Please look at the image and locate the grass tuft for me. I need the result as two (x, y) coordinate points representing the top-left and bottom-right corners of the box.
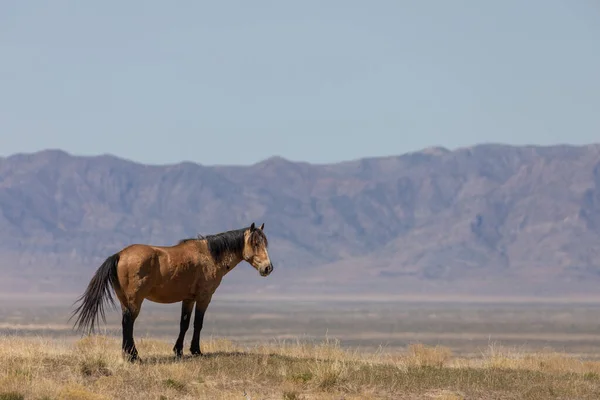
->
(407, 343), (453, 368)
(79, 358), (111, 377)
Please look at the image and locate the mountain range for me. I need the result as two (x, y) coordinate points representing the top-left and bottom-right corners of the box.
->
(2, 143), (600, 299)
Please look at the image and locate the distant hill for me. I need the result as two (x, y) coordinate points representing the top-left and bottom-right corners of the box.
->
(2, 144), (600, 298)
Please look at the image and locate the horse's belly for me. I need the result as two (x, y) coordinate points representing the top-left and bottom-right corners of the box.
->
(145, 270), (222, 303)
(145, 293), (182, 304)
(146, 276), (196, 303)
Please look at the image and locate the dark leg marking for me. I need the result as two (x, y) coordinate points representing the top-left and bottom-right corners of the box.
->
(173, 300), (195, 358)
(122, 308), (139, 362)
(190, 307), (206, 356)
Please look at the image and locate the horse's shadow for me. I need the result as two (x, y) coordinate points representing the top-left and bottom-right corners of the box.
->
(139, 351), (298, 365)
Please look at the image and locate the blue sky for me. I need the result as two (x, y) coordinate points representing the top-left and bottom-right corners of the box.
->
(1, 1), (599, 165)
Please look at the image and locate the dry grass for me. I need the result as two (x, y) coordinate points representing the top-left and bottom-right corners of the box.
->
(1, 336), (600, 399)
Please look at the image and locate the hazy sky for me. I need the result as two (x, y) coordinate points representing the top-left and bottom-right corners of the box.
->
(1, 1), (599, 166)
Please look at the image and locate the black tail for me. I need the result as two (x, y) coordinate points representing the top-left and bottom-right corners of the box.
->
(70, 253), (120, 334)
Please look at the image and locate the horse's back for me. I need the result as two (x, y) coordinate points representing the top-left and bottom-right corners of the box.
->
(116, 244), (162, 288)
(119, 243), (159, 260)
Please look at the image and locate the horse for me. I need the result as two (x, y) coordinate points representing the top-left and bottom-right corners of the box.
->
(70, 222), (273, 362)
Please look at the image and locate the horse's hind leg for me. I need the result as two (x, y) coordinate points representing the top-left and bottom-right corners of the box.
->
(173, 299), (195, 358)
(121, 300), (143, 362)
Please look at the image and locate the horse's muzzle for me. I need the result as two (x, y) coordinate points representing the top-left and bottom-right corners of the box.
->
(260, 263), (274, 277)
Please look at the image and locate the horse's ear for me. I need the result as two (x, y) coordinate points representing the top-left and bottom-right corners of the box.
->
(259, 223), (264, 231)
(250, 223), (256, 231)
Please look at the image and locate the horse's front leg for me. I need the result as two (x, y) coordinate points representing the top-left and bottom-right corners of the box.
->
(190, 295), (212, 356)
(173, 299), (195, 358)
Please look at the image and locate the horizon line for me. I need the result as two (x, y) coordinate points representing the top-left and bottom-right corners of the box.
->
(2, 141), (599, 168)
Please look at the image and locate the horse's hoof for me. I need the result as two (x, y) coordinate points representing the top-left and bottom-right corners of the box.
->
(124, 351), (141, 363)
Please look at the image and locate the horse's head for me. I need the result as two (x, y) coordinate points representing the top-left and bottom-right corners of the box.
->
(243, 222), (273, 277)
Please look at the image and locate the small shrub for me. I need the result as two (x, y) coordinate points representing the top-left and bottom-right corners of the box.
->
(317, 371), (339, 390)
(282, 391), (302, 400)
(584, 371), (599, 381)
(163, 378), (185, 392)
(0, 392), (24, 400)
(10, 369), (31, 379)
(312, 361), (347, 391)
(79, 358), (111, 377)
(289, 372), (313, 383)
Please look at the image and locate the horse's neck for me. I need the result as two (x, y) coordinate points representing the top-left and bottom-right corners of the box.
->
(216, 251), (244, 275)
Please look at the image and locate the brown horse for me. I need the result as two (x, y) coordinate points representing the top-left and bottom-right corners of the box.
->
(70, 223), (273, 361)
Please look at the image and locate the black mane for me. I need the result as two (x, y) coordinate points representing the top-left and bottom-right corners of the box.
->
(178, 226), (268, 263)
